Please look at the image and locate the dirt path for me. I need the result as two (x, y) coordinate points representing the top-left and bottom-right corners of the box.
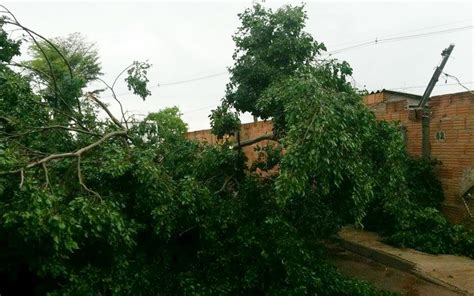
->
(328, 245), (463, 296)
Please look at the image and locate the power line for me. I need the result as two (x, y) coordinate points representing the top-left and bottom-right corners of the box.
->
(186, 81), (474, 113)
(388, 81), (474, 91)
(100, 23), (473, 98)
(382, 26), (472, 43)
(151, 25), (474, 92)
(182, 104), (220, 114)
(441, 73), (474, 94)
(105, 80), (474, 122)
(329, 25), (474, 55)
(100, 71), (228, 98)
(159, 72), (227, 86)
(328, 18), (474, 49)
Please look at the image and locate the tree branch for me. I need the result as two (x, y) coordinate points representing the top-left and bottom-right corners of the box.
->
(1, 7), (81, 115)
(86, 93), (125, 129)
(77, 155), (102, 200)
(29, 99), (90, 132)
(97, 78), (128, 130)
(2, 19), (61, 107)
(2, 130), (127, 174)
(5, 125), (101, 138)
(112, 63), (134, 90)
(0, 6), (73, 79)
(8, 62), (52, 81)
(232, 132), (277, 149)
(215, 176), (232, 194)
(42, 162), (50, 189)
(19, 169), (24, 189)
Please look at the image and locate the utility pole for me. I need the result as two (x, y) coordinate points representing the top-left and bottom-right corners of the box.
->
(414, 44), (455, 159)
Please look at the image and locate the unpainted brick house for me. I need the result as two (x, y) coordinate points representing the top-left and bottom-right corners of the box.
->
(187, 90), (474, 223)
(365, 90), (474, 223)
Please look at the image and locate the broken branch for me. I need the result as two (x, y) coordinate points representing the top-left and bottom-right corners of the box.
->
(232, 132), (277, 149)
(87, 93), (125, 129)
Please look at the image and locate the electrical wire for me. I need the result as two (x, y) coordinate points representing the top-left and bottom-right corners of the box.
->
(182, 104), (219, 114)
(100, 22), (473, 99)
(100, 71), (228, 99)
(329, 25), (473, 55)
(100, 24), (473, 97)
(159, 72), (227, 86)
(328, 18), (474, 49)
(441, 72), (474, 94)
(390, 81), (474, 90)
(182, 79), (474, 114)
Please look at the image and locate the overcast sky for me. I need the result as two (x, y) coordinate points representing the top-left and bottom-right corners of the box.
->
(4, 1), (473, 131)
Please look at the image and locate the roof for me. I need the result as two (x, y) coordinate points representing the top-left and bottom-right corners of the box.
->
(368, 89), (422, 100)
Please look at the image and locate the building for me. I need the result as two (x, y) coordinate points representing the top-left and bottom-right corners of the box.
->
(187, 90), (474, 223)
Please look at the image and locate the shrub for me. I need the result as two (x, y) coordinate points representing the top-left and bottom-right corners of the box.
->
(362, 155), (474, 259)
(386, 208), (474, 258)
(405, 157), (444, 209)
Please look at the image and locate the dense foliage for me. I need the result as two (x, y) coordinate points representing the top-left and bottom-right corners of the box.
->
(224, 4), (326, 120)
(209, 103), (241, 139)
(0, 12), (395, 295)
(1, 3), (472, 296)
(386, 208), (474, 258)
(219, 3), (474, 261)
(363, 156), (474, 259)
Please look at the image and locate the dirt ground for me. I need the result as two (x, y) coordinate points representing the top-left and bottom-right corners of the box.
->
(327, 245), (464, 296)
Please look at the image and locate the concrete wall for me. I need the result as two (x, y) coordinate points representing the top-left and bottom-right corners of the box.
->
(187, 91), (474, 222)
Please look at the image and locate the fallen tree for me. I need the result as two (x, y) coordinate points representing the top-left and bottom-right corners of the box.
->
(3, 3), (472, 296)
(0, 6), (398, 295)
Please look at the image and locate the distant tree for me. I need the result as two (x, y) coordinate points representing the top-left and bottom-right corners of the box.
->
(146, 106), (188, 140)
(25, 33), (101, 112)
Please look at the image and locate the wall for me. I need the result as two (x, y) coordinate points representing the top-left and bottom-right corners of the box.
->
(428, 92), (474, 222)
(186, 91), (474, 222)
(365, 91), (474, 223)
(364, 91), (423, 156)
(186, 121), (274, 164)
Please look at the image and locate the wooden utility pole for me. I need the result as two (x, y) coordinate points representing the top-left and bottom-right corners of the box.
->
(416, 44), (455, 159)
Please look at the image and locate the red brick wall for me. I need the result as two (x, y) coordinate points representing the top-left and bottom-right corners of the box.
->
(366, 91), (474, 223)
(366, 96), (422, 156)
(428, 92), (474, 222)
(187, 91), (474, 222)
(186, 121), (274, 164)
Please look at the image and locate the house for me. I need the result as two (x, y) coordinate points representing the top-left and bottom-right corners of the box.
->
(187, 90), (474, 223)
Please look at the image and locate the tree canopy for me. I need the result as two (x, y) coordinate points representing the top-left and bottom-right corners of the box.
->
(215, 4), (353, 138)
(225, 4), (326, 118)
